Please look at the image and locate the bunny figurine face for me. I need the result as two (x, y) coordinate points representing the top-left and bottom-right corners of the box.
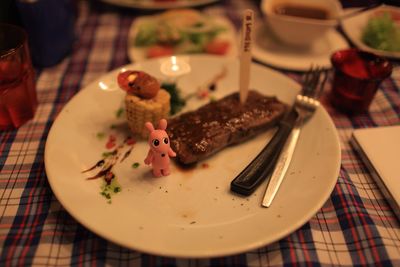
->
(147, 122), (171, 155)
(144, 119), (176, 177)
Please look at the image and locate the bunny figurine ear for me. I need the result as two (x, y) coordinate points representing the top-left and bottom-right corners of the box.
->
(158, 119), (167, 130)
(145, 122), (155, 132)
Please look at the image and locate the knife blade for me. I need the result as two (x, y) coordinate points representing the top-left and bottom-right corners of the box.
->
(262, 119), (301, 207)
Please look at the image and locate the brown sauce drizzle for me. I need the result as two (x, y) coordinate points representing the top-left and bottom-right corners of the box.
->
(82, 136), (136, 185)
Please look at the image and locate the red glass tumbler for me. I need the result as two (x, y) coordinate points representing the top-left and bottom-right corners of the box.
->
(330, 48), (392, 114)
(0, 23), (37, 130)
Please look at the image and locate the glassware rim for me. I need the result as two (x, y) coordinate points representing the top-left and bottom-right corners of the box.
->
(330, 48), (393, 82)
(0, 23), (28, 59)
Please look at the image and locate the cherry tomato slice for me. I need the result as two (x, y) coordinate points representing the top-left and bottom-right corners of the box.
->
(205, 40), (230, 55)
(117, 70), (135, 92)
(147, 45), (174, 58)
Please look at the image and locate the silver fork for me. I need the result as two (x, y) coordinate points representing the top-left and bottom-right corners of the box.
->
(230, 66), (328, 197)
(262, 66), (328, 207)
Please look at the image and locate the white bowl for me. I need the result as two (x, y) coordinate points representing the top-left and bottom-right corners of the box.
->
(261, 0), (343, 47)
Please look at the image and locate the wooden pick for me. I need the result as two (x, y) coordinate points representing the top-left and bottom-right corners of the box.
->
(239, 9), (254, 104)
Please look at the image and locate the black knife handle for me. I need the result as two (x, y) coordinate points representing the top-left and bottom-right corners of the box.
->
(230, 110), (298, 196)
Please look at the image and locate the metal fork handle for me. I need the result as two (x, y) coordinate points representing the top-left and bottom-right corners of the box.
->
(230, 110), (298, 196)
(262, 121), (301, 207)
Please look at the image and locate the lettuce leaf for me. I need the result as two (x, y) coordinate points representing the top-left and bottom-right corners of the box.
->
(135, 22), (158, 46)
(362, 12), (400, 52)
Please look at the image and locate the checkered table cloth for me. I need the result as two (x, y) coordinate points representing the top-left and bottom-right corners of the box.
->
(1, 1), (399, 266)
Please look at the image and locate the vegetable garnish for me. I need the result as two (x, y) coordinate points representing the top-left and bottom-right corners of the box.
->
(161, 82), (186, 115)
(116, 107), (124, 118)
(362, 12), (400, 52)
(100, 179), (121, 204)
(132, 162), (140, 169)
(96, 132), (106, 140)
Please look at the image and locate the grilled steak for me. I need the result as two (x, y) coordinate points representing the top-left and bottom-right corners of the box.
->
(167, 90), (287, 165)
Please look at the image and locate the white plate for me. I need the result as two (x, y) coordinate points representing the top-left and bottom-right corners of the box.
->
(100, 0), (219, 10)
(45, 55), (341, 258)
(252, 23), (349, 71)
(341, 5), (400, 59)
(128, 14), (238, 62)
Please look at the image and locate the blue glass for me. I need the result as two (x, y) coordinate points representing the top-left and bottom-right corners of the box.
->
(16, 0), (76, 67)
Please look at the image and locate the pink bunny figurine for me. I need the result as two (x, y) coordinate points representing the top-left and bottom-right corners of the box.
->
(144, 119), (176, 177)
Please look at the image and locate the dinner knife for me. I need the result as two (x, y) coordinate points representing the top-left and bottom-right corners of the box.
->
(230, 109), (298, 196)
(262, 120), (301, 207)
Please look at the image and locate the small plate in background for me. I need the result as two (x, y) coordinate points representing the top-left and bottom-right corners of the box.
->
(128, 14), (238, 62)
(341, 5), (400, 59)
(100, 0), (219, 10)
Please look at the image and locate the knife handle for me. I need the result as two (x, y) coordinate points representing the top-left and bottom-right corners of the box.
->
(230, 110), (298, 196)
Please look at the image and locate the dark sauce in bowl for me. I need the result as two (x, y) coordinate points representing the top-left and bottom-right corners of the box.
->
(274, 4), (330, 20)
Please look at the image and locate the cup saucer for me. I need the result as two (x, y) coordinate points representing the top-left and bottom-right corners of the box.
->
(252, 23), (349, 71)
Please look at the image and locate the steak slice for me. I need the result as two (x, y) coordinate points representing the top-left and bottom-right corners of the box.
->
(167, 90), (287, 165)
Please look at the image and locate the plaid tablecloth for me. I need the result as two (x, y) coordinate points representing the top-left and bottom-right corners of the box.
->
(1, 0), (399, 266)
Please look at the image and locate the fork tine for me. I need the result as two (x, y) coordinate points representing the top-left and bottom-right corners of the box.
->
(301, 67), (313, 95)
(302, 64), (314, 90)
(313, 69), (328, 99)
(309, 68), (321, 95)
(303, 66), (321, 97)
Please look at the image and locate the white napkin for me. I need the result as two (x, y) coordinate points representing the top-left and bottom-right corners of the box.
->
(351, 125), (400, 219)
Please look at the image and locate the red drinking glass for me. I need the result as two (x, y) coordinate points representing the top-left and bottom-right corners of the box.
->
(329, 48), (392, 114)
(0, 23), (37, 130)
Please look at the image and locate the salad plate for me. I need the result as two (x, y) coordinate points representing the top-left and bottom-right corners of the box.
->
(45, 55), (341, 258)
(252, 23), (349, 71)
(127, 10), (238, 62)
(100, 0), (219, 9)
(341, 5), (400, 59)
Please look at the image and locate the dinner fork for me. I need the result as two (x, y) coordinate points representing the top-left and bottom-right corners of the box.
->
(230, 67), (328, 197)
(262, 67), (328, 207)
